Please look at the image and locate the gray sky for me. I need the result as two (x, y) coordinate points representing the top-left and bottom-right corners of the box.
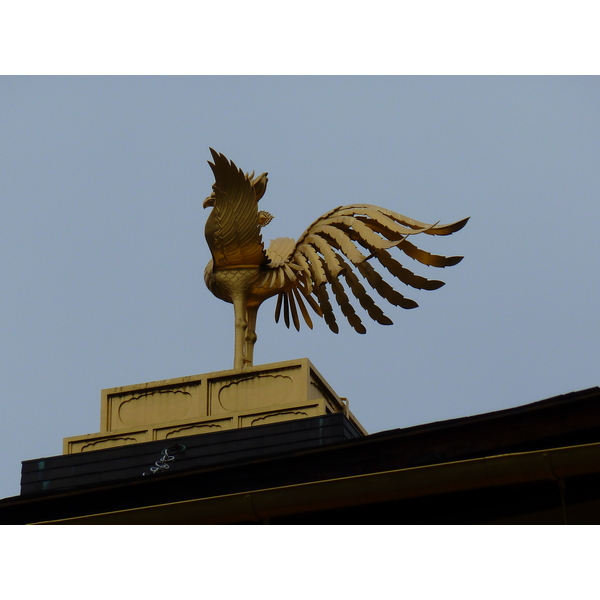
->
(1, 75), (599, 500)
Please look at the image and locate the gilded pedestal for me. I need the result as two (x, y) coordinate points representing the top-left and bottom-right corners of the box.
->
(63, 358), (366, 454)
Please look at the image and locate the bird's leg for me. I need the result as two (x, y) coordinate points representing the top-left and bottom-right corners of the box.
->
(245, 305), (259, 368)
(232, 296), (248, 370)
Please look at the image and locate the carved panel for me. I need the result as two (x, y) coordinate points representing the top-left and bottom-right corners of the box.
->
(214, 373), (296, 413)
(156, 419), (233, 440)
(241, 406), (319, 428)
(77, 435), (144, 453)
(111, 387), (196, 429)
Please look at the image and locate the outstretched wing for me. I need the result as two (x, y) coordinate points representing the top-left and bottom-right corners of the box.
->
(205, 148), (269, 269)
(260, 204), (468, 334)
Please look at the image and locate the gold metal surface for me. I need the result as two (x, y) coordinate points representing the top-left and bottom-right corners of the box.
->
(203, 149), (469, 370)
(63, 358), (365, 453)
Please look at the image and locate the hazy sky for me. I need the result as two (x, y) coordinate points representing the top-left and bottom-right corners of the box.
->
(1, 75), (599, 500)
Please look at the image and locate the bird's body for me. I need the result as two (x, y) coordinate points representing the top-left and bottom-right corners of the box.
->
(203, 149), (469, 370)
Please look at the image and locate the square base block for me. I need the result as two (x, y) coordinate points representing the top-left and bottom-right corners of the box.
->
(63, 358), (366, 454)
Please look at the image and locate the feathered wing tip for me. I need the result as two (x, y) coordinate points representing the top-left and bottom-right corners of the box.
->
(424, 216), (470, 236)
(206, 149), (250, 208)
(208, 148), (242, 184)
(205, 149), (271, 268)
(208, 149), (269, 202)
(343, 204), (469, 237)
(279, 205), (468, 334)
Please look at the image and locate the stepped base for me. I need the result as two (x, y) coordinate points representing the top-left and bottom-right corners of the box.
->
(63, 358), (366, 454)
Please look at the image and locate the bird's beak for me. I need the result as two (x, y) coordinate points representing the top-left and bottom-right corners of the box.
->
(203, 194), (215, 208)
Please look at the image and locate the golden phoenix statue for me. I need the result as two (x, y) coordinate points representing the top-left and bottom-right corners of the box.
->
(203, 149), (469, 370)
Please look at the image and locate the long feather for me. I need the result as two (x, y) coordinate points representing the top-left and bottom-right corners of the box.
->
(339, 225), (391, 258)
(264, 268), (278, 289)
(419, 216), (469, 236)
(318, 216), (398, 251)
(374, 248), (445, 290)
(274, 292), (283, 323)
(287, 288), (301, 331)
(304, 234), (344, 277)
(283, 263), (297, 282)
(283, 291), (290, 328)
(339, 204), (469, 236)
(354, 216), (405, 241)
(400, 239), (464, 267)
(276, 265), (286, 290)
(336, 255), (393, 325)
(335, 207), (431, 237)
(293, 253), (314, 293)
(325, 264), (366, 334)
(296, 284), (323, 316)
(296, 204), (345, 246)
(357, 260), (418, 309)
(297, 243), (327, 286)
(315, 281), (338, 334)
(292, 287), (314, 329)
(309, 225), (367, 264)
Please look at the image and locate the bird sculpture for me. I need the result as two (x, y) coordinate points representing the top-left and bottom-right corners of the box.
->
(203, 149), (469, 370)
